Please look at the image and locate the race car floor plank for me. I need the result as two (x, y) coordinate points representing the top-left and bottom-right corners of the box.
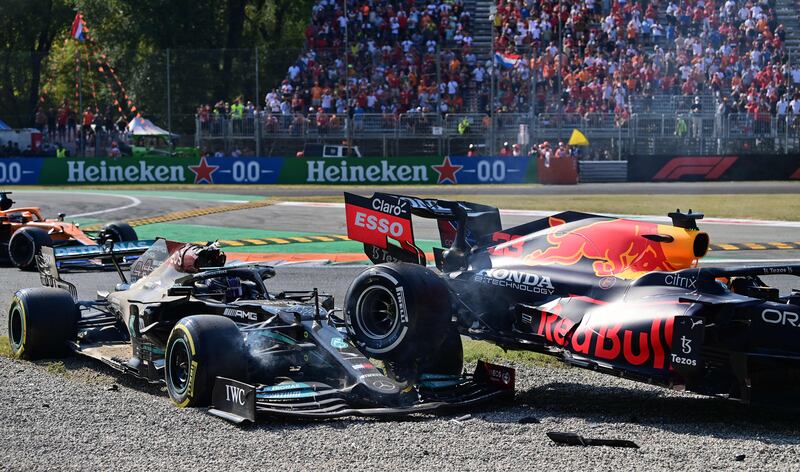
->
(78, 344), (131, 362)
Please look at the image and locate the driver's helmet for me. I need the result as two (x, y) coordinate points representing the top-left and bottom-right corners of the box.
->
(203, 276), (244, 302)
(7, 212), (24, 223)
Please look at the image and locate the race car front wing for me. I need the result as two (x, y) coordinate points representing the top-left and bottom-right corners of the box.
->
(208, 361), (515, 423)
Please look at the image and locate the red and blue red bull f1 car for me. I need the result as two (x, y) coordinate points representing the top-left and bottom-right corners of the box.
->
(343, 192), (800, 403)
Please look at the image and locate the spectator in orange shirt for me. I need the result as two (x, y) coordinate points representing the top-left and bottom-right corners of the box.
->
(310, 82), (323, 108)
(82, 108), (94, 141)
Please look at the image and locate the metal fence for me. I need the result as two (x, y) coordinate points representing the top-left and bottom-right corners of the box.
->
(195, 111), (800, 158)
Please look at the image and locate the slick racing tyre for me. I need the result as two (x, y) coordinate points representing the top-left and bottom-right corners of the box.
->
(8, 288), (79, 360)
(8, 227), (52, 269)
(165, 315), (247, 408)
(345, 263), (454, 364)
(97, 222), (137, 244)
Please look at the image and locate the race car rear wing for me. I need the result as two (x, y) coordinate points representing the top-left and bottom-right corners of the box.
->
(37, 241), (154, 298)
(344, 192), (501, 268)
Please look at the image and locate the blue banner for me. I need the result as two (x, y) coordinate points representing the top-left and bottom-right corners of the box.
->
(0, 158), (46, 185)
(449, 156), (534, 184)
(204, 157), (284, 184)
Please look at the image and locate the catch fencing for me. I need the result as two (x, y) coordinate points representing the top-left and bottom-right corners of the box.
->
(195, 112), (800, 158)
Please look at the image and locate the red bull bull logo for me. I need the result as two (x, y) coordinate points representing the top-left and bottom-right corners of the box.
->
(516, 217), (689, 279)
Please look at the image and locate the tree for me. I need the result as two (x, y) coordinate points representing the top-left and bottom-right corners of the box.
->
(0, 0), (73, 127)
(2, 0), (315, 130)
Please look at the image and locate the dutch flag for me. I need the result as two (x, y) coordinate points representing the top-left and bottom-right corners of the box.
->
(71, 13), (86, 41)
(495, 52), (521, 69)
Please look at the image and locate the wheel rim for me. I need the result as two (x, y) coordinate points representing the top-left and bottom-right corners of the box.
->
(168, 338), (191, 395)
(355, 285), (400, 340)
(9, 305), (23, 351)
(9, 234), (33, 267)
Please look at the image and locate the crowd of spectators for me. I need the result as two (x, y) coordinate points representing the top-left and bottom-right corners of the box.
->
(492, 0), (792, 123)
(0, 141), (29, 157)
(262, 0), (478, 124)
(192, 0), (799, 141)
(196, 98), (258, 124)
(21, 102), (132, 157)
(33, 103), (128, 144)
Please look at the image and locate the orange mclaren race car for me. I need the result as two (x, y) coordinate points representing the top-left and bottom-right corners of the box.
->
(0, 192), (143, 269)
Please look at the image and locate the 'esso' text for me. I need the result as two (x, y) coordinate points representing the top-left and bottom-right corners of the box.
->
(353, 212), (405, 238)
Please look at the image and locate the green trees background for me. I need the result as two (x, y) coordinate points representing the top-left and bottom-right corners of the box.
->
(0, 0), (313, 129)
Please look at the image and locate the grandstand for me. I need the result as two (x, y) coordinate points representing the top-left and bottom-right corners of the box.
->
(196, 0), (800, 158)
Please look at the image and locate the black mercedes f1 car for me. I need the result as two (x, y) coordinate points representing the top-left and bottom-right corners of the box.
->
(7, 239), (513, 422)
(343, 192), (800, 403)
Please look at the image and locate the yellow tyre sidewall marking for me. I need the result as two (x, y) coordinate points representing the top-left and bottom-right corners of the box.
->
(175, 323), (196, 355)
(169, 323), (198, 408)
(10, 297), (26, 358)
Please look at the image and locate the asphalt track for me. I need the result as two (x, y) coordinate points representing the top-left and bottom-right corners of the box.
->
(199, 180), (800, 196)
(7, 190), (257, 222)
(10, 185), (800, 244)
(7, 185), (800, 269)
(2, 184), (800, 470)
(10, 181), (798, 222)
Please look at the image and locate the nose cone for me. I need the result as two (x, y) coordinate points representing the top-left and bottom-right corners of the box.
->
(352, 374), (407, 407)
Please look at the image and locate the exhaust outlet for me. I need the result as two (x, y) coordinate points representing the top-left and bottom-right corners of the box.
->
(693, 232), (709, 258)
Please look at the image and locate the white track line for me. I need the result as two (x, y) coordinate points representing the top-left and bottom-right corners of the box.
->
(12, 191), (142, 218)
(14, 190), (249, 204)
(68, 195), (142, 217)
(274, 201), (800, 228)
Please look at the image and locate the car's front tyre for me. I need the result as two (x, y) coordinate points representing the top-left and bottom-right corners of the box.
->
(165, 315), (247, 408)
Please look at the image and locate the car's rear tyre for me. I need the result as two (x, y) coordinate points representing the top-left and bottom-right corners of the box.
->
(345, 263), (454, 366)
(165, 315), (247, 408)
(8, 227), (52, 269)
(98, 222), (137, 244)
(8, 287), (79, 360)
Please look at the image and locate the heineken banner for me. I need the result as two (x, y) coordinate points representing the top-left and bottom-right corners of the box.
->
(0, 156), (538, 185)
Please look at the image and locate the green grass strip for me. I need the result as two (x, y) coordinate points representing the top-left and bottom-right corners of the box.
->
(462, 340), (563, 368)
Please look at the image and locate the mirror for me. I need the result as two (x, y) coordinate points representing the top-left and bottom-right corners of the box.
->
(0, 193), (14, 211)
